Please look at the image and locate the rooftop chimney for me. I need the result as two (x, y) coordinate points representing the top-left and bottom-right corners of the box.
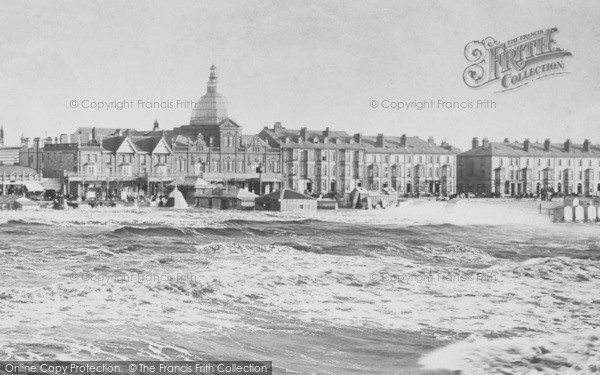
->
(274, 122), (283, 132)
(400, 134), (407, 147)
(503, 138), (510, 143)
(92, 127), (97, 141)
(300, 127), (308, 140)
(584, 139), (591, 152)
(60, 134), (69, 144)
(323, 127), (330, 137)
(427, 136), (435, 144)
(116, 129), (123, 137)
(564, 139), (571, 152)
(523, 138), (530, 152)
(54, 137), (58, 144)
(482, 137), (490, 149)
(472, 137), (480, 150)
(354, 133), (362, 144)
(153, 120), (159, 131)
(376, 133), (385, 147)
(544, 138), (551, 151)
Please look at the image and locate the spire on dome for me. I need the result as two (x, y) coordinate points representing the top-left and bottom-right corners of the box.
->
(207, 65), (218, 94)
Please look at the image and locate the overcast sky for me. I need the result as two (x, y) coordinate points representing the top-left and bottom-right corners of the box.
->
(1, 0), (598, 149)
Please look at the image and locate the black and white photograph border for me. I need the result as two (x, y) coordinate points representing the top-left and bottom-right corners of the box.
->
(0, 1), (599, 374)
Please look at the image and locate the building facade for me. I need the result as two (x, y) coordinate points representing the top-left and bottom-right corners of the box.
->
(19, 65), (459, 200)
(458, 137), (600, 197)
(259, 124), (458, 196)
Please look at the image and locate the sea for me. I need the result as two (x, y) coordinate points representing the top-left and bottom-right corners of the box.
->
(0, 201), (599, 375)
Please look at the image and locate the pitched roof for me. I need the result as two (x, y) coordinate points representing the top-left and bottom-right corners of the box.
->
(100, 136), (127, 153)
(361, 136), (459, 154)
(132, 136), (164, 153)
(460, 140), (600, 157)
(259, 188), (316, 200)
(259, 127), (459, 154)
(0, 165), (37, 175)
(203, 187), (258, 199)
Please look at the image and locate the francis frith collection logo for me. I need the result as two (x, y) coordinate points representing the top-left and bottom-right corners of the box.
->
(463, 28), (572, 92)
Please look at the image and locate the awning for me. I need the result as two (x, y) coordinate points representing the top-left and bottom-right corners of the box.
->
(23, 181), (45, 192)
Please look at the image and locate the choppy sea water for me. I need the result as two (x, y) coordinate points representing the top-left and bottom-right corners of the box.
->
(0, 201), (599, 374)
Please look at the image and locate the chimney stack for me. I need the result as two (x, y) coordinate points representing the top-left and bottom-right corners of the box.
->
(472, 137), (480, 150)
(300, 127), (308, 140)
(323, 127), (330, 137)
(564, 139), (571, 152)
(60, 134), (68, 144)
(503, 138), (510, 143)
(400, 134), (407, 147)
(116, 129), (123, 137)
(153, 120), (159, 131)
(427, 136), (435, 144)
(354, 133), (362, 144)
(273, 122), (283, 132)
(523, 138), (530, 152)
(584, 139), (591, 152)
(376, 133), (385, 147)
(92, 127), (97, 141)
(544, 138), (551, 151)
(482, 137), (490, 149)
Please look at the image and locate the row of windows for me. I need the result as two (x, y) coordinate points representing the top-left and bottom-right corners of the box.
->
(368, 166), (453, 178)
(467, 158), (600, 167)
(372, 155), (453, 164)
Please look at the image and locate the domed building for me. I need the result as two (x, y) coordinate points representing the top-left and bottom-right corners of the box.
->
(174, 65), (242, 149)
(190, 65), (229, 125)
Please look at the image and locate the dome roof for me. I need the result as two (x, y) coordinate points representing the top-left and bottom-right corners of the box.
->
(190, 65), (229, 125)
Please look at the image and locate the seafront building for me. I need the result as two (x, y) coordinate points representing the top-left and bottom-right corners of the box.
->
(458, 137), (600, 196)
(15, 65), (459, 201)
(0, 126), (21, 166)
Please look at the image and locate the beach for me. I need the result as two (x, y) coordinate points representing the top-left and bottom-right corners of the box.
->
(0, 199), (598, 374)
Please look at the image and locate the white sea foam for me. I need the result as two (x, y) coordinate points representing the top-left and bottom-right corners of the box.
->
(419, 330), (600, 374)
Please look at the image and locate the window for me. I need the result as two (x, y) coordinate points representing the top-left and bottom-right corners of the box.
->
(121, 165), (132, 177)
(579, 160), (583, 167)
(86, 165), (96, 176)
(407, 156), (412, 163)
(558, 159), (562, 166)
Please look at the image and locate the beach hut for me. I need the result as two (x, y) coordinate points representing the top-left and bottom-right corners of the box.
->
(0, 195), (39, 210)
(574, 205), (584, 222)
(256, 189), (317, 212)
(563, 206), (573, 222)
(166, 187), (188, 209)
(585, 205), (597, 222)
(169, 177), (216, 204)
(196, 187), (258, 210)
